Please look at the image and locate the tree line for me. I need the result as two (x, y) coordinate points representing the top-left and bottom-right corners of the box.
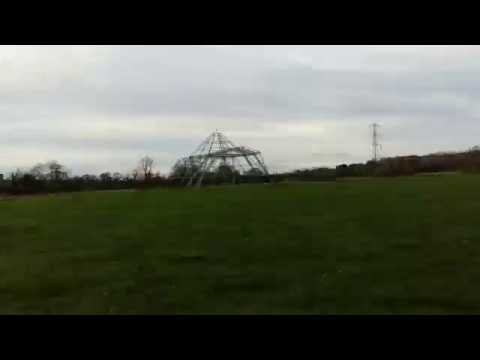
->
(1, 146), (480, 195)
(335, 146), (480, 178)
(262, 146), (480, 182)
(0, 156), (271, 195)
(0, 156), (171, 195)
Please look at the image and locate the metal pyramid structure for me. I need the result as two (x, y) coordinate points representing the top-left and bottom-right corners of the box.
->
(173, 130), (269, 187)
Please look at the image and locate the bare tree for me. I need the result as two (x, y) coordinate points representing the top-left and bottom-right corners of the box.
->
(139, 156), (154, 180)
(28, 161), (68, 181)
(100, 172), (112, 183)
(112, 172), (123, 181)
(132, 169), (139, 181)
(30, 163), (48, 180)
(10, 169), (24, 183)
(46, 161), (68, 181)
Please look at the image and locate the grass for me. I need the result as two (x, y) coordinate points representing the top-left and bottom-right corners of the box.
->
(1, 175), (480, 314)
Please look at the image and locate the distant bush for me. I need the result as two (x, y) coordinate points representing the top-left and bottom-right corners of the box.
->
(271, 167), (336, 182)
(0, 171), (178, 196)
(334, 148), (480, 178)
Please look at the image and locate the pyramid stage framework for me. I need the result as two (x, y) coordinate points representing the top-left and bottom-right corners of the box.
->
(172, 130), (270, 187)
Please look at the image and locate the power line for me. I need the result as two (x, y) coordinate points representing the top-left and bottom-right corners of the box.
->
(371, 123), (381, 162)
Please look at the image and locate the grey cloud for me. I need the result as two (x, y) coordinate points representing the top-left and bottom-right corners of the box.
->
(4, 46), (480, 122)
(1, 45), (480, 174)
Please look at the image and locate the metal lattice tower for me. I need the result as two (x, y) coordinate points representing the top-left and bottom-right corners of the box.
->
(371, 123), (382, 162)
(173, 130), (269, 187)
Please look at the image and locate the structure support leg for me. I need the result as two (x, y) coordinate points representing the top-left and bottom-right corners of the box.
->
(253, 154), (269, 175)
(195, 158), (215, 187)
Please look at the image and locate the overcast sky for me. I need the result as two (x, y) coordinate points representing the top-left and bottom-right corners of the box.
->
(1, 45), (479, 175)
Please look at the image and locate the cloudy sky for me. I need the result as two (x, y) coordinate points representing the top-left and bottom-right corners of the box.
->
(1, 45), (479, 175)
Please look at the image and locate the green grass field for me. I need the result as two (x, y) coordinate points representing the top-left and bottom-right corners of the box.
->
(1, 175), (480, 314)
